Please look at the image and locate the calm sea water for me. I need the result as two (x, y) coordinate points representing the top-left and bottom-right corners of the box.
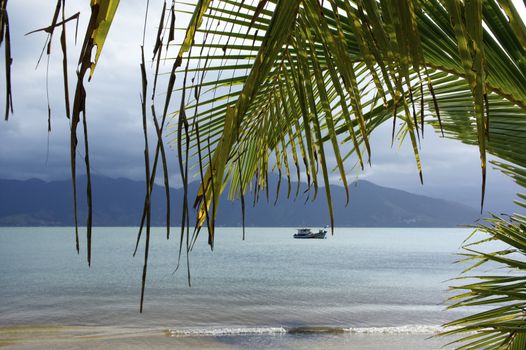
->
(0, 227), (484, 348)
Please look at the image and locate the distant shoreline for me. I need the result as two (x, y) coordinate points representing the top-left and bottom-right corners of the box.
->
(0, 176), (481, 227)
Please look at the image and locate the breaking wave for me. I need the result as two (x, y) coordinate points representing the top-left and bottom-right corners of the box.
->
(166, 327), (287, 336)
(347, 325), (444, 334)
(166, 325), (444, 337)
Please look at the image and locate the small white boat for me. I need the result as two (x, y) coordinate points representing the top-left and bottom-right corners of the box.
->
(293, 227), (327, 239)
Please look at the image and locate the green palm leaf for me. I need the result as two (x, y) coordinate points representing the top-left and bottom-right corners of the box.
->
(166, 1), (526, 348)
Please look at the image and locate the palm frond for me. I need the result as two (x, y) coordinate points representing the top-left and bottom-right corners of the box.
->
(0, 0), (13, 121)
(442, 212), (526, 349)
(170, 0), (526, 230)
(167, 1), (526, 348)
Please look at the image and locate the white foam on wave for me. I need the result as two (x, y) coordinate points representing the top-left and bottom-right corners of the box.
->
(167, 327), (287, 337)
(347, 325), (444, 334)
(166, 325), (448, 337)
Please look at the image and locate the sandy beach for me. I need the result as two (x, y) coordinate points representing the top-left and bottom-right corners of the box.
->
(0, 325), (459, 350)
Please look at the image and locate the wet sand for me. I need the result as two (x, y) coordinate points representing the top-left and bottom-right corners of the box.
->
(0, 325), (459, 350)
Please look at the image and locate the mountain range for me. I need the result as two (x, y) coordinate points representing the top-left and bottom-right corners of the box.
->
(0, 175), (481, 227)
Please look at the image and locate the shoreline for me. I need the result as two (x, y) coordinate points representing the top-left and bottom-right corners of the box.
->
(0, 324), (459, 350)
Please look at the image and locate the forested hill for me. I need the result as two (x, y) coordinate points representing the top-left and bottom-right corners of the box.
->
(0, 176), (480, 227)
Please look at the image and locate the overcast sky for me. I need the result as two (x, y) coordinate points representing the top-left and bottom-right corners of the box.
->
(0, 1), (524, 214)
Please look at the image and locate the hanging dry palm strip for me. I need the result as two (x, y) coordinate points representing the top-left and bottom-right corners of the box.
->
(179, 2), (215, 282)
(0, 0), (12, 121)
(136, 0), (178, 311)
(69, 0), (119, 265)
(153, 4), (172, 242)
(136, 0), (173, 312)
(191, 123), (213, 247)
(188, 45), (214, 247)
(134, 0), (162, 256)
(177, 52), (192, 261)
(135, 0), (214, 309)
(25, 0), (119, 264)
(26, 1), (81, 251)
(26, 1), (79, 143)
(138, 44), (151, 313)
(59, 2), (75, 122)
(174, 0), (217, 254)
(134, 0), (174, 256)
(152, 1), (167, 99)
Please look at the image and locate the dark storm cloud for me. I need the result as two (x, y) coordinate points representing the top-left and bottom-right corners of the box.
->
(1, 0), (180, 182)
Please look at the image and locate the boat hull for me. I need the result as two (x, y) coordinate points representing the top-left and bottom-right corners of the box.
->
(293, 231), (327, 239)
